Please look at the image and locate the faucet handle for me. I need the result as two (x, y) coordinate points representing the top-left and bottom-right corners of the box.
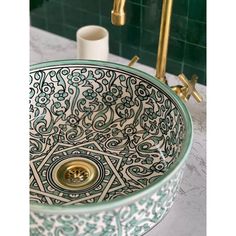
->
(172, 73), (203, 103)
(128, 55), (139, 67)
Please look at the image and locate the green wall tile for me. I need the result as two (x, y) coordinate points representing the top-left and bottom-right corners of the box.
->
(64, 6), (99, 28)
(139, 51), (183, 77)
(121, 44), (140, 60)
(167, 59), (183, 75)
(64, 7), (80, 28)
(184, 43), (206, 70)
(141, 30), (158, 53)
(63, 5), (81, 27)
(142, 5), (161, 32)
(30, 14), (47, 29)
(47, 22), (64, 36)
(45, 1), (63, 24)
(110, 41), (121, 55)
(62, 0), (81, 9)
(100, 0), (113, 17)
(30, 0), (46, 14)
(130, 0), (142, 4)
(121, 25), (140, 47)
(62, 25), (77, 41)
(126, 2), (141, 26)
(187, 20), (206, 46)
(30, 0), (206, 85)
(139, 49), (156, 68)
(170, 14), (187, 40)
(172, 0), (188, 17)
(79, 0), (100, 14)
(183, 64), (206, 85)
(189, 0), (206, 22)
(141, 0), (162, 9)
(168, 38), (185, 62)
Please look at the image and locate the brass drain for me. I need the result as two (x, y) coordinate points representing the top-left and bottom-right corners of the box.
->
(52, 157), (99, 190)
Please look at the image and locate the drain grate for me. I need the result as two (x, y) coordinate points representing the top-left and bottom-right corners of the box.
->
(64, 166), (89, 184)
(52, 157), (99, 191)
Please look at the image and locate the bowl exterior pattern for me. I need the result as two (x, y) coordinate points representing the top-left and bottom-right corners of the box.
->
(30, 167), (184, 236)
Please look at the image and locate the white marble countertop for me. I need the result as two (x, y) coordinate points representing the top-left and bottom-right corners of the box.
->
(30, 26), (206, 236)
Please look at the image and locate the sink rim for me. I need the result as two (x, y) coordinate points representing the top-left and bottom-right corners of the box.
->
(30, 59), (193, 214)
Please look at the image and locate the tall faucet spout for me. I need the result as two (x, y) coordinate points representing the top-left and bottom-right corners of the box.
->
(111, 0), (126, 26)
(156, 0), (174, 83)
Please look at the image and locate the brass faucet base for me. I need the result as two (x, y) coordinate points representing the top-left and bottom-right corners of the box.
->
(157, 76), (168, 85)
(171, 85), (188, 102)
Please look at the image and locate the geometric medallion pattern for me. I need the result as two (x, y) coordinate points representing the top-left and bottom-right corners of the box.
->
(30, 141), (125, 205)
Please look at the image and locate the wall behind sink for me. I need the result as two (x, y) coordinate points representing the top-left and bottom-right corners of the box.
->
(30, 0), (206, 85)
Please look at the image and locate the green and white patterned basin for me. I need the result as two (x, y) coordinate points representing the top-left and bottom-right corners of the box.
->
(30, 60), (193, 236)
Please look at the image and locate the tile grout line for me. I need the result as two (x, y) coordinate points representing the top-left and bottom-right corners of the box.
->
(139, 0), (143, 58)
(98, 0), (102, 26)
(61, 0), (65, 36)
(43, 1), (48, 31)
(181, 0), (190, 73)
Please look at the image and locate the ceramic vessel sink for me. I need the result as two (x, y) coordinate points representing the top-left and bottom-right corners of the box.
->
(30, 60), (192, 236)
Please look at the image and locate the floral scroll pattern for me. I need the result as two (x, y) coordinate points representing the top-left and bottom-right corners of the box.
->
(30, 64), (185, 206)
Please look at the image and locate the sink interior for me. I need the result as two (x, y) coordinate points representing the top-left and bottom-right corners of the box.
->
(30, 61), (186, 206)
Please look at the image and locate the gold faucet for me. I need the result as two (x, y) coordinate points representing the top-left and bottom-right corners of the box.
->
(111, 0), (202, 103)
(111, 0), (126, 26)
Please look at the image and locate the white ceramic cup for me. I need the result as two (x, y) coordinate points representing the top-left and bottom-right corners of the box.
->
(76, 25), (109, 61)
